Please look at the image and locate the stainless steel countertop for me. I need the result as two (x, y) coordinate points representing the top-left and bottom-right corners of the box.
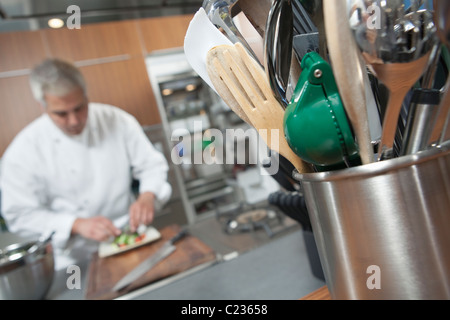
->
(45, 229), (325, 300)
(2, 215), (323, 300)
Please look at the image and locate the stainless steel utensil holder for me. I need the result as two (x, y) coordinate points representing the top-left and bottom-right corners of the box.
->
(294, 142), (450, 300)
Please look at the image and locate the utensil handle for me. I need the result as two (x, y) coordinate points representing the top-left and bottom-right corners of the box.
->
(428, 80), (450, 146)
(286, 153), (315, 174)
(28, 231), (55, 254)
(264, 0), (293, 107)
(400, 89), (441, 156)
(169, 228), (188, 245)
(378, 89), (411, 160)
(279, 129), (315, 173)
(323, 0), (374, 165)
(378, 91), (407, 160)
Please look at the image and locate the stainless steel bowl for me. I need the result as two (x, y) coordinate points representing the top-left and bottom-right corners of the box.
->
(0, 240), (55, 300)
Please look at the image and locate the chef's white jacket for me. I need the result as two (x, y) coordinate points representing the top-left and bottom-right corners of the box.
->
(0, 103), (172, 269)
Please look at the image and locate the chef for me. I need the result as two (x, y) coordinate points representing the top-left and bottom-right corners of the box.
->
(0, 58), (172, 269)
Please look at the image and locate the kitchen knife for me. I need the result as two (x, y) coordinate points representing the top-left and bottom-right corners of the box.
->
(111, 228), (188, 292)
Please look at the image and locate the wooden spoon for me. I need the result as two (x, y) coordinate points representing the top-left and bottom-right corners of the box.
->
(370, 51), (432, 159)
(206, 43), (314, 173)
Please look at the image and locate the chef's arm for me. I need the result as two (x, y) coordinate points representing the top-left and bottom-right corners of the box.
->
(123, 114), (172, 208)
(0, 157), (77, 249)
(1, 155), (121, 244)
(128, 191), (156, 231)
(71, 216), (121, 242)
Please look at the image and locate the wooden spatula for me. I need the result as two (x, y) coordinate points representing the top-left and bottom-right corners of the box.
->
(206, 43), (314, 174)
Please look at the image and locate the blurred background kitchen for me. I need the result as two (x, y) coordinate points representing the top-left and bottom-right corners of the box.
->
(0, 0), (326, 300)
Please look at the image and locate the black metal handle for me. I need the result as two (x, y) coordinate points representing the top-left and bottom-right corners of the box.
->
(169, 228), (188, 245)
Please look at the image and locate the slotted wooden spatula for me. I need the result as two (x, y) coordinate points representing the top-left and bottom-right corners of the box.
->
(206, 43), (314, 174)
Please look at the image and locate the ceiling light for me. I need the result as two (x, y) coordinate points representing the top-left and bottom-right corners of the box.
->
(185, 84), (197, 92)
(48, 18), (65, 29)
(162, 88), (173, 96)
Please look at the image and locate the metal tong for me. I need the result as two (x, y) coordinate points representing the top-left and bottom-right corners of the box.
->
(202, 0), (258, 61)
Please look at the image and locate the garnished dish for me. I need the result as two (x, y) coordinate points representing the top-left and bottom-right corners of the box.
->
(113, 231), (146, 248)
(98, 225), (161, 258)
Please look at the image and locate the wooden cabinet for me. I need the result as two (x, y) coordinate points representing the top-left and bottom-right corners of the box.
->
(0, 14), (193, 156)
(138, 15), (193, 53)
(0, 30), (49, 73)
(0, 76), (42, 156)
(80, 57), (161, 125)
(0, 30), (49, 156)
(42, 20), (143, 62)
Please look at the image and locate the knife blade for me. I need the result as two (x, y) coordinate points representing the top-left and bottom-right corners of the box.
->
(111, 228), (188, 292)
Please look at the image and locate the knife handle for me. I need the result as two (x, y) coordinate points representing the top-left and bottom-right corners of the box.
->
(169, 228), (188, 245)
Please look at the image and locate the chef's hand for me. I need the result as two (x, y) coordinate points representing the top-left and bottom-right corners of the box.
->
(129, 192), (156, 232)
(71, 217), (121, 242)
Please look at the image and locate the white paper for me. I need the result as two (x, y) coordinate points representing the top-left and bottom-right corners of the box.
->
(184, 8), (234, 92)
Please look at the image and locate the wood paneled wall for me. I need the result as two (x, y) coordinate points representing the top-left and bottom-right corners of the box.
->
(0, 31), (49, 72)
(138, 15), (194, 52)
(42, 20), (144, 61)
(0, 14), (193, 156)
(80, 58), (160, 125)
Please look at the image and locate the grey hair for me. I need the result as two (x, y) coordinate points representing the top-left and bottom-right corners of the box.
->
(29, 58), (87, 107)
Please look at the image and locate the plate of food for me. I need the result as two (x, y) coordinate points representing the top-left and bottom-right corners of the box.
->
(98, 225), (161, 258)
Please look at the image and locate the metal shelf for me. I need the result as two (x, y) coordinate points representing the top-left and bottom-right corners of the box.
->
(190, 186), (235, 205)
(185, 173), (228, 190)
(145, 49), (248, 225)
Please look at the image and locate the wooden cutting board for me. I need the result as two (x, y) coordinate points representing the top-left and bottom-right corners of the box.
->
(85, 224), (217, 300)
(300, 286), (331, 300)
